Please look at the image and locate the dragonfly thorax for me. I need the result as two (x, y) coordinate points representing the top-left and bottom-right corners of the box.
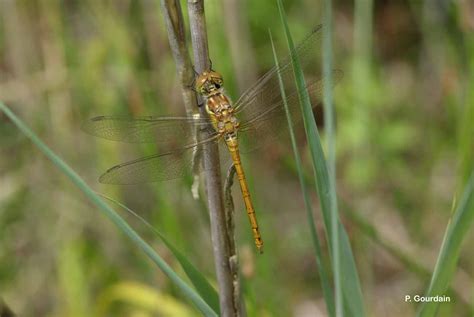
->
(205, 93), (240, 136)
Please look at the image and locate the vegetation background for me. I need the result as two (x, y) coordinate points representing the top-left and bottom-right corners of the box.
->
(0, 0), (473, 316)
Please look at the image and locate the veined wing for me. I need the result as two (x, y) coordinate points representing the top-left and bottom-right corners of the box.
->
(99, 134), (221, 184)
(234, 25), (327, 124)
(82, 115), (215, 150)
(237, 71), (343, 153)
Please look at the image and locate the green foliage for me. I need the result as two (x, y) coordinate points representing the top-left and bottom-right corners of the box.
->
(0, 1), (473, 316)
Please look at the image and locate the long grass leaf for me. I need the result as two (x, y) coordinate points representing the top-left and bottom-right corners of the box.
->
(276, 2), (366, 316)
(0, 101), (218, 317)
(98, 194), (220, 312)
(417, 172), (474, 317)
(269, 30), (335, 317)
(321, 0), (342, 315)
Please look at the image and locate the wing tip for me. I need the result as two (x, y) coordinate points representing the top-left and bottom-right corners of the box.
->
(80, 116), (105, 134)
(99, 165), (127, 184)
(311, 24), (324, 34)
(99, 163), (158, 185)
(91, 115), (107, 121)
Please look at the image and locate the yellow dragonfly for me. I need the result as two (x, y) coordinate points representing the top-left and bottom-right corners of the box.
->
(83, 26), (342, 253)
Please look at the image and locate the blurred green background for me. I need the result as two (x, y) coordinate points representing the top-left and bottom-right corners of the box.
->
(0, 0), (473, 316)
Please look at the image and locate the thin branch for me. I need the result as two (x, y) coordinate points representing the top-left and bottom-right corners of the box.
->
(161, 0), (203, 198)
(160, 0), (198, 116)
(224, 164), (245, 316)
(187, 1), (238, 316)
(224, 165), (237, 253)
(187, 0), (210, 74)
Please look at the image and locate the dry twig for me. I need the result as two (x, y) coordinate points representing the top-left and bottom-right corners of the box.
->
(224, 164), (245, 316)
(187, 1), (240, 316)
(160, 0), (198, 116)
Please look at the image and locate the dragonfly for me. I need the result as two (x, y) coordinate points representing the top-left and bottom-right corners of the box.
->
(83, 25), (342, 253)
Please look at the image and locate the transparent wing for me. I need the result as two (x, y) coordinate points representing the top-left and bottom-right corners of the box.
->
(237, 71), (343, 153)
(234, 25), (326, 124)
(98, 135), (222, 184)
(82, 115), (215, 150)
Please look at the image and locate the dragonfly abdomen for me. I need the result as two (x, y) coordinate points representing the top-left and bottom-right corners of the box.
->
(225, 136), (264, 253)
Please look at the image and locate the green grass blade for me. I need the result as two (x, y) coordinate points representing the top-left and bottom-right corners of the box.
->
(276, 2), (366, 316)
(0, 101), (218, 317)
(321, 0), (342, 316)
(417, 172), (474, 317)
(269, 30), (335, 317)
(98, 194), (220, 312)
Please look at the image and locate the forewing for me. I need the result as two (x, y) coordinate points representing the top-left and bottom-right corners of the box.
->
(234, 25), (325, 123)
(238, 71), (342, 153)
(82, 115), (214, 150)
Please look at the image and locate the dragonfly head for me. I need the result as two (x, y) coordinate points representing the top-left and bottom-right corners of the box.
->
(196, 70), (224, 97)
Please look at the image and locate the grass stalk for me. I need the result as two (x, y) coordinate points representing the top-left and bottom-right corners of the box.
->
(417, 172), (474, 317)
(276, 1), (365, 316)
(187, 1), (238, 315)
(160, 0), (199, 116)
(269, 30), (335, 317)
(321, 0), (342, 316)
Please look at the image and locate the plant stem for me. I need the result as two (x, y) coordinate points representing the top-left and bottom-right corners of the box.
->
(224, 165), (246, 316)
(160, 0), (203, 197)
(187, 1), (238, 316)
(160, 0), (199, 116)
